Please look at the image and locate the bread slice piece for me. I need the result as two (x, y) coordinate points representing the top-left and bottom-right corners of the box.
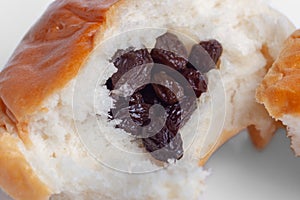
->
(257, 30), (300, 155)
(0, 0), (294, 199)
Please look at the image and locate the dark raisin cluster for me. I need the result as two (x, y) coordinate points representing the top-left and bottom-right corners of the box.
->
(105, 32), (223, 162)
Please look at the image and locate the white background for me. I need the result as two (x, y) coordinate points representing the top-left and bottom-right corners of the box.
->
(1, 1), (300, 200)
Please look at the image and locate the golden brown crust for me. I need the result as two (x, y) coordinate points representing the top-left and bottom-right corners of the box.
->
(0, 133), (51, 200)
(248, 125), (273, 150)
(257, 30), (300, 118)
(0, 0), (119, 123)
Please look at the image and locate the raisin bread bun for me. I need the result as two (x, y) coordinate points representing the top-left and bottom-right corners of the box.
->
(257, 30), (300, 155)
(0, 0), (294, 200)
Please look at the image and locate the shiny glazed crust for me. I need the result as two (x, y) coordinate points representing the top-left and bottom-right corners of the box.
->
(257, 30), (300, 118)
(0, 0), (118, 123)
(0, 0), (118, 199)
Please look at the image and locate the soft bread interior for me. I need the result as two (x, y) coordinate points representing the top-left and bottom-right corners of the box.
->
(280, 115), (300, 155)
(7, 0), (294, 199)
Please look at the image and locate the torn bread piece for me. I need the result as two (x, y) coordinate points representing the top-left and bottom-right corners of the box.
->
(0, 0), (294, 199)
(257, 30), (300, 155)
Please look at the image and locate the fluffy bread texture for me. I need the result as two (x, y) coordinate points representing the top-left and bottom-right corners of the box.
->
(0, 0), (295, 199)
(257, 30), (300, 155)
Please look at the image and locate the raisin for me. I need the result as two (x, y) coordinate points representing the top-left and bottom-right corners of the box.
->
(129, 92), (144, 106)
(154, 32), (188, 59)
(105, 34), (223, 163)
(129, 103), (151, 127)
(188, 44), (215, 73)
(108, 110), (114, 120)
(165, 104), (182, 133)
(152, 71), (185, 105)
(141, 111), (167, 138)
(142, 126), (183, 162)
(109, 96), (130, 123)
(110, 47), (135, 65)
(105, 78), (113, 91)
(200, 39), (223, 64)
(112, 93), (151, 135)
(151, 32), (188, 71)
(151, 49), (188, 71)
(139, 84), (160, 105)
(113, 107), (141, 136)
(182, 68), (207, 98)
(110, 49), (153, 89)
(113, 103), (151, 136)
(166, 97), (197, 133)
(113, 48), (153, 69)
